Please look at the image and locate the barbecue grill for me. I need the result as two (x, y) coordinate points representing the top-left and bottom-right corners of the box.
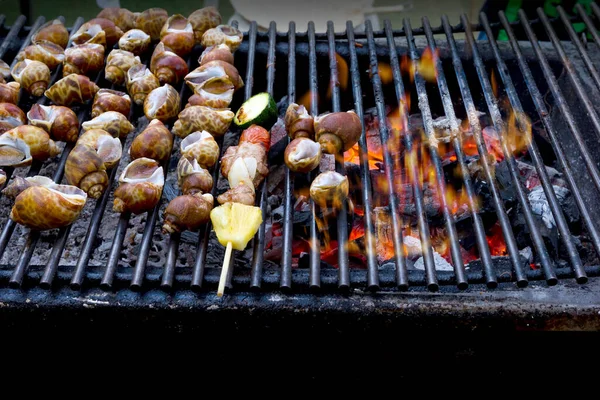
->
(1, 3), (600, 335)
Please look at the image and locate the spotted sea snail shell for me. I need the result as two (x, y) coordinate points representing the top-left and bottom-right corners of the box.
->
(65, 143), (108, 199)
(160, 14), (194, 57)
(180, 130), (219, 169)
(71, 23), (107, 47)
(1, 175), (55, 199)
(27, 104), (79, 143)
(201, 25), (243, 52)
(129, 119), (172, 163)
(126, 64), (159, 105)
(76, 128), (122, 169)
(63, 43), (105, 77)
(118, 29), (151, 56)
(161, 193), (214, 234)
(0, 103), (26, 133)
(16, 40), (65, 70)
(105, 49), (141, 85)
(82, 111), (134, 139)
(32, 19), (69, 49)
(135, 8), (168, 41)
(172, 105), (233, 138)
(0, 135), (32, 167)
(10, 182), (87, 230)
(199, 44), (234, 66)
(0, 59), (10, 83)
(44, 74), (99, 107)
(113, 157), (164, 214)
(150, 42), (188, 86)
(74, 18), (124, 48)
(3, 125), (60, 161)
(177, 157), (213, 195)
(91, 89), (131, 118)
(189, 6), (222, 43)
(143, 84), (180, 122)
(97, 7), (136, 32)
(11, 60), (51, 97)
(0, 82), (20, 105)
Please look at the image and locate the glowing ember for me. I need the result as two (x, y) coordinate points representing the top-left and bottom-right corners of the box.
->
(487, 223), (507, 256)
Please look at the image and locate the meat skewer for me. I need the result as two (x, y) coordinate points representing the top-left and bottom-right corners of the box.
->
(210, 106), (272, 297)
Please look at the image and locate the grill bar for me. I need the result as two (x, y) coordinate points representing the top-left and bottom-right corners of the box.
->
(405, 20), (468, 289)
(366, 20), (439, 291)
(538, 9), (600, 142)
(517, 10), (600, 194)
(558, 6), (600, 92)
(100, 212), (129, 289)
(497, 10), (600, 269)
(440, 15), (527, 284)
(0, 15), (26, 59)
(421, 18), (499, 287)
(69, 157), (122, 289)
(326, 21), (351, 289)
(250, 21), (276, 289)
(307, 21), (321, 289)
(461, 14), (558, 285)
(10, 16), (44, 69)
(190, 21), (241, 291)
(480, 12), (587, 282)
(382, 22), (410, 289)
(347, 21), (379, 290)
(576, 4), (600, 50)
(279, 21), (295, 290)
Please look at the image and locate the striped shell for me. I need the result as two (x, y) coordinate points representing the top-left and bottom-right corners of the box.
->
(63, 43), (105, 77)
(44, 74), (99, 106)
(11, 59), (51, 96)
(105, 49), (141, 85)
(126, 64), (160, 105)
(135, 8), (168, 41)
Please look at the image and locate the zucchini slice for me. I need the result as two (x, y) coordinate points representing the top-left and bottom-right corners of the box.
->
(234, 92), (277, 129)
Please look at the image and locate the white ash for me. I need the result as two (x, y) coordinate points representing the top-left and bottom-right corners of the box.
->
(403, 235), (422, 259)
(528, 185), (571, 229)
(413, 251), (454, 271)
(519, 246), (533, 264)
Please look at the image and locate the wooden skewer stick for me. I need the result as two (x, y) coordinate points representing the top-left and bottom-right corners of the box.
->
(217, 241), (233, 297)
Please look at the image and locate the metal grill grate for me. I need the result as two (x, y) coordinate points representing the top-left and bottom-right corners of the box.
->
(0, 5), (600, 295)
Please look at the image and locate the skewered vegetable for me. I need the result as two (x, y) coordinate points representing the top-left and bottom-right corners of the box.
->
(233, 92), (277, 129)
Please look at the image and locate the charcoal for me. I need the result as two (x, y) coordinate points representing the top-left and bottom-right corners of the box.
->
(528, 185), (579, 227)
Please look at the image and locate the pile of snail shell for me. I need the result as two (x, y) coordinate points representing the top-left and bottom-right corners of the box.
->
(0, 6), (245, 232)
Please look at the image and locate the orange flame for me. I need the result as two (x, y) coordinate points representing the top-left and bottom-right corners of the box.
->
(298, 90), (318, 113)
(417, 47), (438, 83)
(378, 62), (394, 84)
(491, 69), (499, 99)
(400, 54), (415, 83)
